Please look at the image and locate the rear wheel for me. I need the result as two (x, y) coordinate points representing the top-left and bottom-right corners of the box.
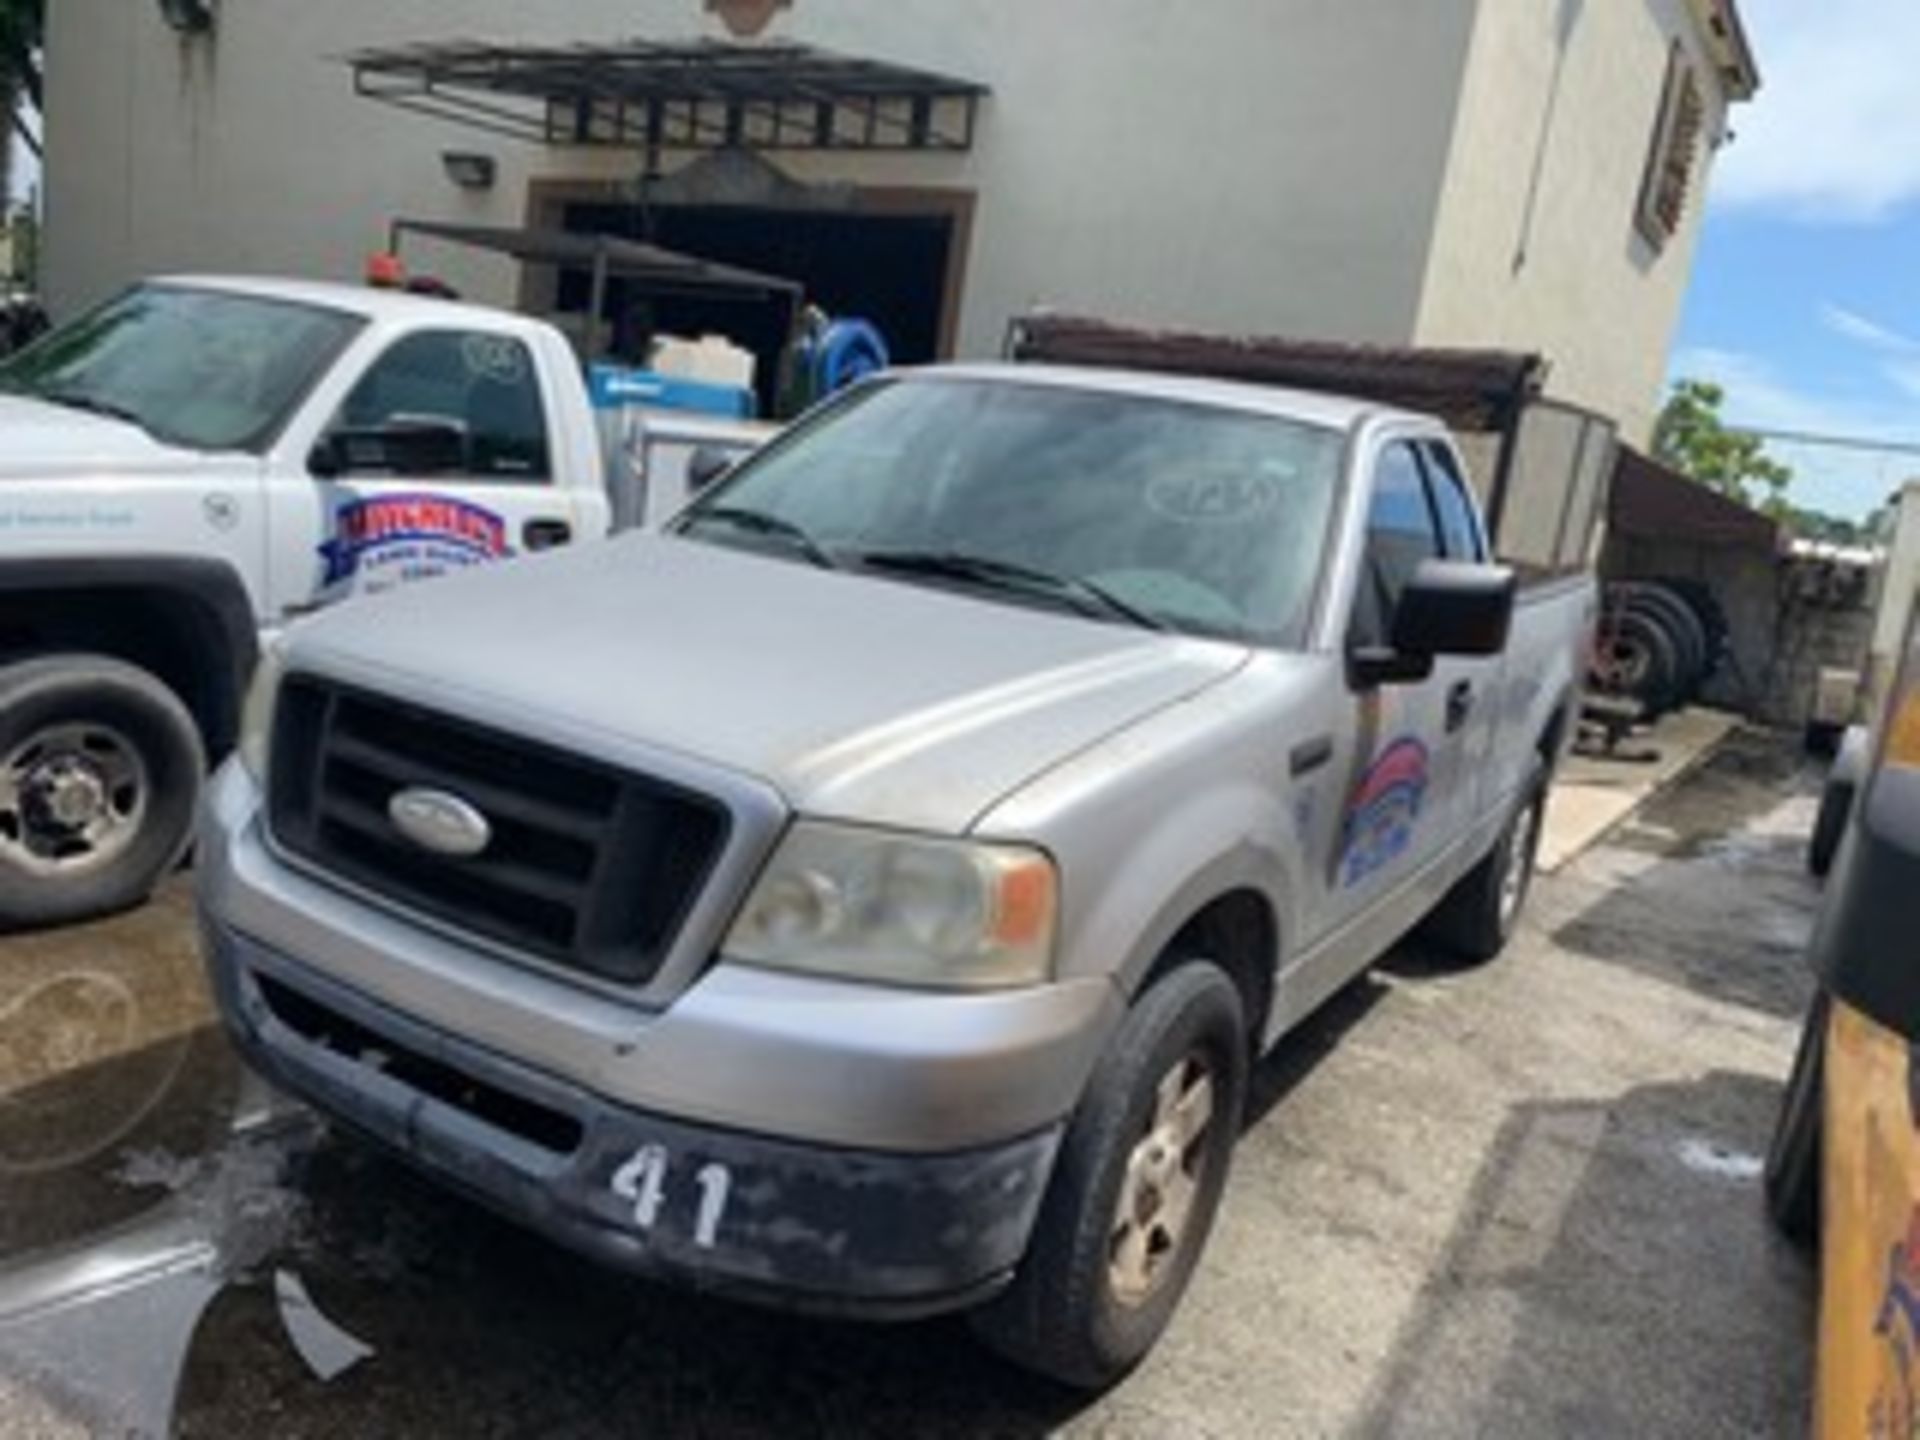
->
(969, 962), (1247, 1390)
(1425, 760), (1548, 964)
(1593, 610), (1684, 717)
(0, 656), (204, 929)
(1765, 992), (1828, 1247)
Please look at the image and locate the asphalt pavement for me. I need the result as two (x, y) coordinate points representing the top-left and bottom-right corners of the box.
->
(0, 730), (1820, 1437)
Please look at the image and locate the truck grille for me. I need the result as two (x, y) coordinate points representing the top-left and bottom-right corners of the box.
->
(266, 676), (729, 986)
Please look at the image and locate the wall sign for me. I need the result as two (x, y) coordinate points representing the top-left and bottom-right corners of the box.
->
(706, 0), (791, 38)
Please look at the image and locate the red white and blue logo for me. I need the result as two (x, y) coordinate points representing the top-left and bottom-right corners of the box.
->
(1872, 1207), (1920, 1437)
(319, 494), (510, 591)
(1340, 738), (1430, 887)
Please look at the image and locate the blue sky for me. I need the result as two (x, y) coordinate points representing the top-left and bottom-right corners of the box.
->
(1671, 0), (1920, 520)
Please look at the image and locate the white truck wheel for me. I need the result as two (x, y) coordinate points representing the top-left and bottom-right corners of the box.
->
(0, 656), (205, 929)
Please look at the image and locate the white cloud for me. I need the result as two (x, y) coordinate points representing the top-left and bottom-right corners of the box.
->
(1821, 303), (1919, 353)
(1667, 344), (1920, 518)
(1818, 302), (1920, 400)
(1712, 0), (1920, 221)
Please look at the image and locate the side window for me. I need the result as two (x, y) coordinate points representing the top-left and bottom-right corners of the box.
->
(1351, 442), (1443, 648)
(1422, 444), (1488, 562)
(331, 331), (550, 482)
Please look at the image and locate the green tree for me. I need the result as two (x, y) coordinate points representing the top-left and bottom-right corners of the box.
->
(0, 0), (42, 174)
(0, 0), (42, 118)
(1652, 378), (1794, 515)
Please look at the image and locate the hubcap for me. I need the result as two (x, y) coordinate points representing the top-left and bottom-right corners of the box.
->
(1499, 797), (1540, 931)
(0, 724), (148, 876)
(1109, 1053), (1215, 1308)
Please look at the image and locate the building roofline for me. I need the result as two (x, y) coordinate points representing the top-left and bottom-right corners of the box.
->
(1687, 0), (1761, 102)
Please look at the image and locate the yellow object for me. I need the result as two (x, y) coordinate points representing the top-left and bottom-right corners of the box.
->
(1820, 999), (1920, 1437)
(1884, 685), (1920, 772)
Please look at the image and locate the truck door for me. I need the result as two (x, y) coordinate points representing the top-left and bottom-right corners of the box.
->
(1317, 439), (1489, 933)
(263, 328), (583, 616)
(1419, 440), (1505, 824)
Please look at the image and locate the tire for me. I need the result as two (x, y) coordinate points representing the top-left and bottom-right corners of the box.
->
(1425, 759), (1548, 964)
(1620, 585), (1708, 701)
(1654, 577), (1731, 686)
(1808, 776), (1855, 879)
(968, 962), (1249, 1390)
(1607, 609), (1685, 717)
(0, 655), (205, 929)
(1766, 991), (1828, 1247)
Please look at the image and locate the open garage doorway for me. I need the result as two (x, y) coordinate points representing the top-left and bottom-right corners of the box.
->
(551, 192), (973, 411)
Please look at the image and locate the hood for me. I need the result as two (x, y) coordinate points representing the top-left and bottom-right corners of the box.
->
(0, 394), (204, 479)
(290, 534), (1251, 833)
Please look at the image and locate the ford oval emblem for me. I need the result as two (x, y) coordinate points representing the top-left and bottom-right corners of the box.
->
(388, 788), (492, 859)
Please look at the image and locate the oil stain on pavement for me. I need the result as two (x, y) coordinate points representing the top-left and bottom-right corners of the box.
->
(0, 730), (1821, 1437)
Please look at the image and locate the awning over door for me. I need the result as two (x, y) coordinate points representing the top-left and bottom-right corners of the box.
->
(349, 38), (989, 153)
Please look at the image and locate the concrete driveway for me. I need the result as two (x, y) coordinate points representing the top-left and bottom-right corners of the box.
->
(0, 732), (1819, 1438)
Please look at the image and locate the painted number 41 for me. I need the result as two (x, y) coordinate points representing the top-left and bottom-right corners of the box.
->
(611, 1145), (733, 1251)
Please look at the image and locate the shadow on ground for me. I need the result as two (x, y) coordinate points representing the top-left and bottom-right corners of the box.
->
(1549, 732), (1820, 1019)
(1353, 1067), (1815, 1438)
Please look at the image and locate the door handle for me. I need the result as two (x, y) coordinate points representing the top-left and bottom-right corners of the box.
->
(523, 518), (573, 552)
(1290, 735), (1334, 777)
(1446, 680), (1475, 734)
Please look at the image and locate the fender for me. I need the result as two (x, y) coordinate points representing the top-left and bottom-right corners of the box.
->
(1060, 777), (1295, 1024)
(0, 555), (260, 755)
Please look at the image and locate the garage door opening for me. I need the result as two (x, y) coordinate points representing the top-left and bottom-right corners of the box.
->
(558, 199), (967, 409)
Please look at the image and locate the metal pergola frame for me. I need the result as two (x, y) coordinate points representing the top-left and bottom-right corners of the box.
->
(389, 219), (806, 362)
(349, 39), (989, 154)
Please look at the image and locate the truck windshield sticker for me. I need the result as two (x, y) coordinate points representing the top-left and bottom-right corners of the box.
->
(1146, 470), (1286, 524)
(461, 335), (530, 385)
(319, 493), (511, 593)
(1340, 738), (1430, 887)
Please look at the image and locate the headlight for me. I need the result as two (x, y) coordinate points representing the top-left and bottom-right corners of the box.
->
(237, 641), (286, 783)
(723, 822), (1058, 990)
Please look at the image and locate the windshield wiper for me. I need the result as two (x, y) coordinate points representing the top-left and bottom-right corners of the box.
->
(855, 550), (1171, 633)
(683, 506), (840, 570)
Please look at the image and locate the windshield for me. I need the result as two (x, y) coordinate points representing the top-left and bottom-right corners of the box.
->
(679, 376), (1347, 645)
(0, 284), (364, 452)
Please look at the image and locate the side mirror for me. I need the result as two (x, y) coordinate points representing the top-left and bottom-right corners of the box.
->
(1350, 560), (1517, 688)
(309, 420), (467, 479)
(686, 445), (737, 494)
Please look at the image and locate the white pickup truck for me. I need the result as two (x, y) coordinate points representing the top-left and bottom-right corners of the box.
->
(0, 276), (763, 928)
(199, 329), (1610, 1386)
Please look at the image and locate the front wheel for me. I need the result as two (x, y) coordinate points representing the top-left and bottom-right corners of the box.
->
(969, 962), (1248, 1390)
(0, 656), (205, 929)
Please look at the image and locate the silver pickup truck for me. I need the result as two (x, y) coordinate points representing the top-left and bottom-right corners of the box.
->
(198, 354), (1601, 1387)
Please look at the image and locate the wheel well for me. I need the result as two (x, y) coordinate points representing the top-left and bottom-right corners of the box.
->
(0, 587), (247, 758)
(1151, 889), (1277, 1049)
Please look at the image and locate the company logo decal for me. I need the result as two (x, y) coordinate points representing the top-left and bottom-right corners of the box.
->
(1872, 1207), (1920, 1437)
(1340, 738), (1430, 887)
(318, 494), (510, 592)
(388, 788), (493, 859)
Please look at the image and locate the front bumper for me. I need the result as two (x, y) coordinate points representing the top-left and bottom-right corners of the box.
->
(203, 917), (1064, 1317)
(198, 761), (1118, 1153)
